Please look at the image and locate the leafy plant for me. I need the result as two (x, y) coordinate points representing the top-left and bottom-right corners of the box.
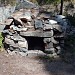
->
(66, 14), (75, 27)
(64, 35), (75, 53)
(0, 32), (3, 48)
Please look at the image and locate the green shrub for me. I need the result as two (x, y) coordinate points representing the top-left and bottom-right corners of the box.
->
(0, 32), (3, 48)
(64, 35), (75, 53)
(66, 14), (75, 27)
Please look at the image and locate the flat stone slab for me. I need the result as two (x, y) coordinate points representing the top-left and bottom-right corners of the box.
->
(4, 19), (13, 25)
(21, 50), (46, 57)
(20, 31), (52, 37)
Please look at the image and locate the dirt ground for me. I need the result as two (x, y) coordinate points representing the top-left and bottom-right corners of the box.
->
(0, 51), (75, 75)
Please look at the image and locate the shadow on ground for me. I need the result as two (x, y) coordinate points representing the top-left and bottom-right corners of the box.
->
(35, 54), (75, 75)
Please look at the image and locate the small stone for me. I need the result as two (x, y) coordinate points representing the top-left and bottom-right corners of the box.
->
(11, 34), (25, 41)
(43, 38), (51, 43)
(9, 46), (14, 51)
(51, 37), (58, 44)
(7, 49), (17, 55)
(2, 30), (13, 35)
(19, 52), (27, 56)
(4, 37), (14, 45)
(20, 28), (28, 32)
(52, 53), (58, 58)
(6, 35), (11, 39)
(18, 40), (28, 48)
(56, 46), (61, 50)
(19, 47), (28, 52)
(10, 25), (19, 31)
(7, 50), (13, 55)
(34, 19), (43, 29)
(45, 42), (54, 49)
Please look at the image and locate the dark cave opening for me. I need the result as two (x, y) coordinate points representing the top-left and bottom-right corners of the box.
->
(25, 37), (45, 51)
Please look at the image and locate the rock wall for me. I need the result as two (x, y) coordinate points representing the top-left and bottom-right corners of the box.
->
(0, 6), (15, 23)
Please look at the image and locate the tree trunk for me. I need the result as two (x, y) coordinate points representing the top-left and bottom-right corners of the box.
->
(60, 0), (63, 15)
